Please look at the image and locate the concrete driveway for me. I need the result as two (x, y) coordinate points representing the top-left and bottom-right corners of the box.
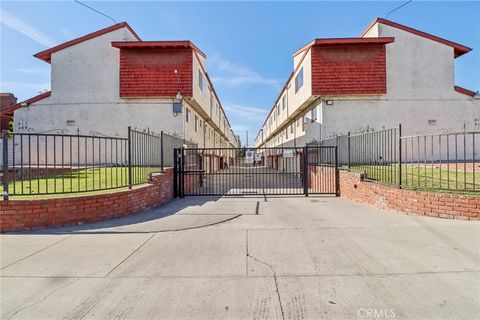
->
(1, 196), (479, 319)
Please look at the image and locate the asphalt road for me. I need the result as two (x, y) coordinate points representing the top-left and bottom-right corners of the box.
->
(1, 196), (479, 319)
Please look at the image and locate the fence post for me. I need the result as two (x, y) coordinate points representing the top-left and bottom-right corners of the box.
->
(127, 126), (132, 189)
(160, 131), (164, 172)
(398, 124), (402, 189)
(347, 131), (351, 169)
(180, 147), (185, 198)
(335, 146), (340, 197)
(303, 146), (309, 196)
(173, 148), (178, 198)
(2, 130), (9, 201)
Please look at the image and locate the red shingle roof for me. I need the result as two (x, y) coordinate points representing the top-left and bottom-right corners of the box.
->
(112, 41), (206, 58)
(455, 86), (477, 97)
(34, 22), (141, 63)
(293, 37), (395, 57)
(0, 91), (51, 117)
(361, 18), (472, 58)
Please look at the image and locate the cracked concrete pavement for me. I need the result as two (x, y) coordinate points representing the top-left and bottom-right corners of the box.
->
(1, 196), (479, 319)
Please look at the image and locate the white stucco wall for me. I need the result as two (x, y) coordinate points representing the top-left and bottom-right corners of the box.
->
(320, 97), (479, 138)
(377, 23), (457, 100)
(14, 100), (183, 137)
(49, 28), (138, 104)
(192, 52), (211, 119)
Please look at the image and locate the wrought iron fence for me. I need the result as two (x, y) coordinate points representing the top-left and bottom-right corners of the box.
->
(314, 126), (479, 193)
(1, 127), (196, 199)
(349, 128), (399, 186)
(400, 131), (478, 192)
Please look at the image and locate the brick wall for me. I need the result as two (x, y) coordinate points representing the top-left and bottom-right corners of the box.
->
(1, 169), (174, 232)
(339, 170), (480, 220)
(311, 45), (387, 95)
(119, 48), (193, 97)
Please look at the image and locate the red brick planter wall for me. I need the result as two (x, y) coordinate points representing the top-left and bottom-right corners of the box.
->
(1, 169), (174, 232)
(339, 170), (480, 221)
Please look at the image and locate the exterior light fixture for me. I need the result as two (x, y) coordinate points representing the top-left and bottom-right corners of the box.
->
(173, 69), (183, 116)
(325, 100), (334, 105)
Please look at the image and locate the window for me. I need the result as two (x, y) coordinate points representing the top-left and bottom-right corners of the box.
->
(311, 106), (317, 122)
(195, 115), (199, 132)
(290, 124), (294, 134)
(295, 67), (304, 93)
(302, 114), (307, 131)
(277, 104), (281, 116)
(186, 108), (191, 123)
(199, 119), (203, 129)
(282, 95), (287, 110)
(199, 70), (206, 94)
(210, 96), (214, 114)
(285, 128), (288, 140)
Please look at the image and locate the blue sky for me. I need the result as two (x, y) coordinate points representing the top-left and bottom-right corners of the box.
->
(1, 1), (479, 145)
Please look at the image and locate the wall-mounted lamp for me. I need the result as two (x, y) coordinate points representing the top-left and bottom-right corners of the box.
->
(20, 102), (28, 107)
(173, 69), (183, 116)
(325, 100), (334, 106)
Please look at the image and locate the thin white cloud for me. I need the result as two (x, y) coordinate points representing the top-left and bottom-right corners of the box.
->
(16, 68), (50, 75)
(223, 103), (268, 120)
(232, 125), (251, 132)
(209, 55), (282, 90)
(0, 8), (57, 47)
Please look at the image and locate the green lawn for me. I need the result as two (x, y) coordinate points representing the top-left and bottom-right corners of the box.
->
(1, 166), (162, 198)
(348, 164), (480, 193)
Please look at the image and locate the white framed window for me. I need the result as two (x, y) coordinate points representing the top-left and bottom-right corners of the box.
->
(195, 115), (199, 132)
(302, 113), (307, 131)
(290, 124), (294, 134)
(282, 95), (287, 110)
(311, 106), (317, 122)
(277, 104), (281, 116)
(295, 67), (304, 93)
(186, 108), (191, 123)
(210, 95), (214, 114)
(199, 70), (206, 94)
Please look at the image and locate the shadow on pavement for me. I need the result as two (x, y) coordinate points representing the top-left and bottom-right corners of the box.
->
(4, 196), (249, 235)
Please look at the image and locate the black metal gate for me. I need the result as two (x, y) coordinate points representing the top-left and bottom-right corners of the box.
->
(174, 146), (338, 197)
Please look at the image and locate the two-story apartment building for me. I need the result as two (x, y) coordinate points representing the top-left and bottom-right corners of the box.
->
(255, 18), (479, 149)
(2, 22), (239, 153)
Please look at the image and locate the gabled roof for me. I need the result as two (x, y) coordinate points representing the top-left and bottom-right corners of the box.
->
(293, 37), (395, 57)
(454, 86), (477, 97)
(361, 18), (472, 58)
(111, 41), (206, 58)
(0, 91), (51, 117)
(34, 22), (141, 63)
